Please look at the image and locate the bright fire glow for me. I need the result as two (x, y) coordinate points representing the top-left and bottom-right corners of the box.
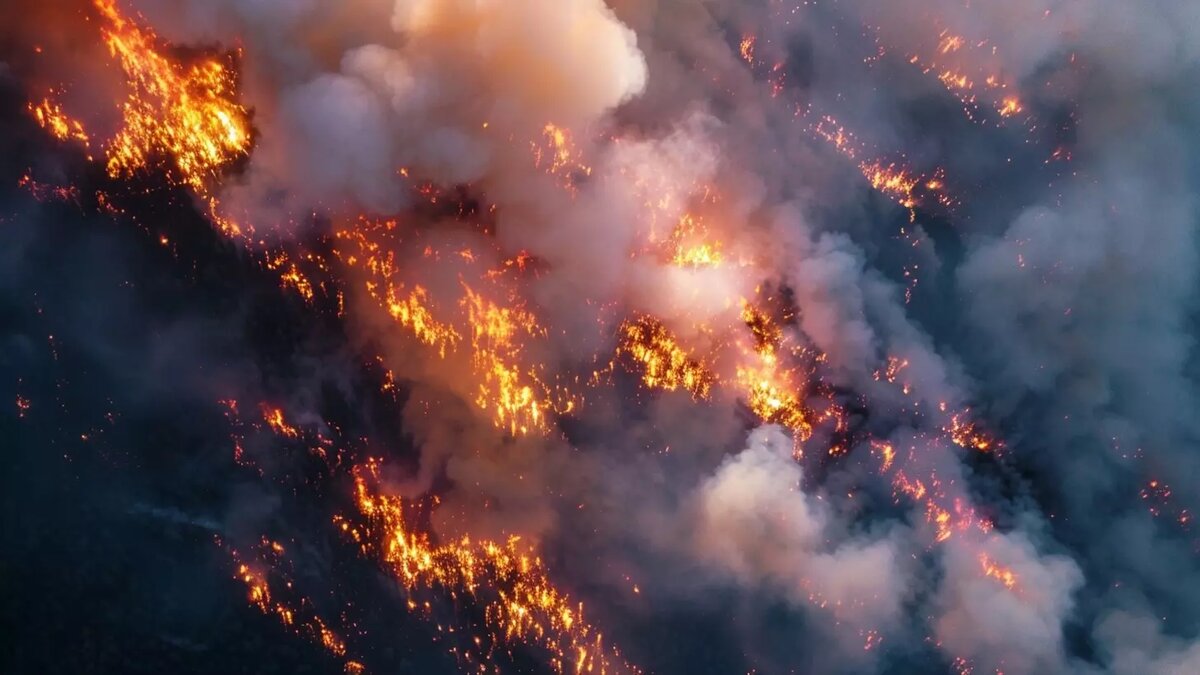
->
(340, 459), (635, 674)
(94, 0), (252, 191)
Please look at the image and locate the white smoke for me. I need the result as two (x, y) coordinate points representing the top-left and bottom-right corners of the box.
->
(695, 426), (909, 643)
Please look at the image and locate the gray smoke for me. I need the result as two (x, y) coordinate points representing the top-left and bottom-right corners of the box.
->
(11, 0), (1200, 672)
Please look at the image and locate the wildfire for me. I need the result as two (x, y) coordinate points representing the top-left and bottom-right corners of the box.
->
(19, 3), (1064, 670)
(945, 412), (997, 453)
(340, 459), (635, 674)
(616, 317), (715, 400)
(94, 0), (252, 191)
(668, 212), (724, 268)
(978, 553), (1019, 591)
(739, 35), (756, 65)
(261, 405), (300, 439)
(534, 123), (591, 192)
(229, 541), (357, 667)
(902, 28), (1028, 123)
(462, 285), (577, 437)
(28, 97), (90, 147)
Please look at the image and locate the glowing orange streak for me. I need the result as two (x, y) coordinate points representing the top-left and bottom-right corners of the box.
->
(28, 97), (91, 147)
(340, 460), (637, 674)
(261, 404), (300, 439)
(229, 542), (358, 668)
(615, 317), (715, 400)
(978, 554), (1019, 591)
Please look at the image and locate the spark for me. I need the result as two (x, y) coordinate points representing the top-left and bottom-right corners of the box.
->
(533, 123), (591, 192)
(229, 540), (358, 668)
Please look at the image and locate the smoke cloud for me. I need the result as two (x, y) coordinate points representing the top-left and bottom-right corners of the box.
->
(4, 0), (1200, 673)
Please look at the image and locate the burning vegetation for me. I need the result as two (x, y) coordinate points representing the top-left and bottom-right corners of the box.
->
(11, 0), (1181, 674)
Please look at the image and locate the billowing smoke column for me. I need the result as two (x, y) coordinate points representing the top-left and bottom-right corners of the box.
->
(5, 0), (1200, 674)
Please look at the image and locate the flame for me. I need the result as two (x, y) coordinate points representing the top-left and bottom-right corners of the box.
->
(462, 285), (577, 436)
(978, 553), (1019, 591)
(29, 97), (90, 147)
(945, 412), (997, 453)
(340, 459), (636, 674)
(733, 325), (814, 441)
(938, 33), (965, 55)
(616, 317), (715, 400)
(998, 96), (1024, 118)
(872, 441), (896, 473)
(860, 161), (920, 209)
(613, 300), (834, 440)
(739, 35), (756, 65)
(534, 123), (591, 192)
(94, 0), (251, 191)
(814, 116), (954, 215)
(261, 405), (300, 439)
(668, 212), (724, 268)
(230, 542), (356, 667)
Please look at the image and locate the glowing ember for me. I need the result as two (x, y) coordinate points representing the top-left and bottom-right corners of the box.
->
(739, 35), (756, 65)
(229, 541), (358, 668)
